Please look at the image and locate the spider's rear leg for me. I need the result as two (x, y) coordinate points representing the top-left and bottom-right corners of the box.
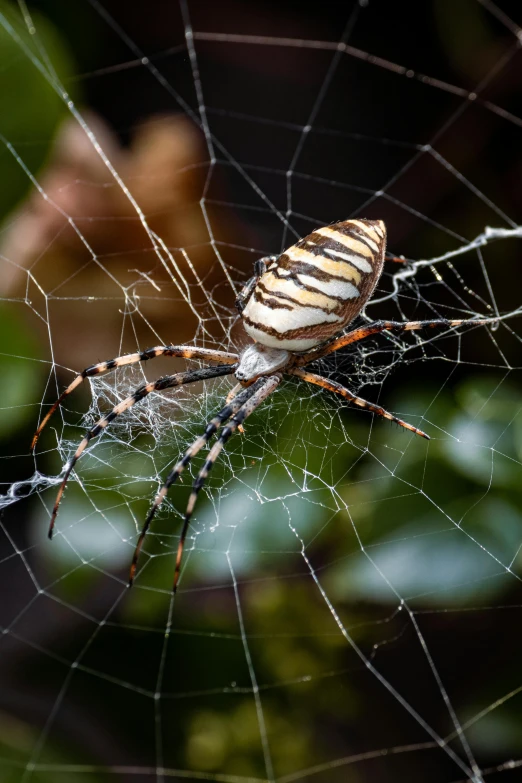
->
(128, 376), (276, 587)
(225, 383), (245, 432)
(171, 373), (281, 593)
(225, 383), (242, 404)
(47, 363), (237, 540)
(32, 345), (239, 448)
(290, 368), (429, 439)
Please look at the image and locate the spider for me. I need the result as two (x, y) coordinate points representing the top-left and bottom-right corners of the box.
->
(33, 219), (497, 591)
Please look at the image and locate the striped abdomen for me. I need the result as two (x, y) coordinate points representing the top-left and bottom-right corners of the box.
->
(242, 219), (386, 351)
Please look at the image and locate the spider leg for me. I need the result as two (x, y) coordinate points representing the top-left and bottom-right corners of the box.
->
(295, 317), (501, 366)
(226, 383), (245, 432)
(128, 376), (272, 586)
(290, 368), (429, 439)
(235, 276), (257, 315)
(32, 345), (239, 448)
(172, 373), (280, 592)
(235, 255), (277, 314)
(48, 363), (237, 539)
(384, 252), (408, 264)
(225, 383), (243, 405)
(134, 374), (279, 592)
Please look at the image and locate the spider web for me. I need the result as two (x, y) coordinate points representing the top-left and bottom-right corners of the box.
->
(1, 0), (522, 781)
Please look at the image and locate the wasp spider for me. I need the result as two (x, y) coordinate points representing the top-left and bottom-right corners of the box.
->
(33, 219), (498, 591)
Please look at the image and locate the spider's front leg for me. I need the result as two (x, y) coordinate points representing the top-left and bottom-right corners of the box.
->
(295, 317), (502, 365)
(46, 364), (237, 539)
(32, 345), (238, 448)
(235, 255), (277, 315)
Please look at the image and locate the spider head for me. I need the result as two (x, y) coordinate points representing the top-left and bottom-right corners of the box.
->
(235, 343), (290, 384)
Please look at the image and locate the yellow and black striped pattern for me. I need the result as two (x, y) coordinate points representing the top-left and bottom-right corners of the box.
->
(242, 219), (386, 351)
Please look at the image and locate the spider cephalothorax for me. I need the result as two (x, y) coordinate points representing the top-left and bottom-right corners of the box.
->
(33, 219), (497, 591)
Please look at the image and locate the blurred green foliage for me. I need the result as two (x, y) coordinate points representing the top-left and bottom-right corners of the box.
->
(0, 1), (76, 442)
(0, 304), (45, 438)
(0, 0), (75, 219)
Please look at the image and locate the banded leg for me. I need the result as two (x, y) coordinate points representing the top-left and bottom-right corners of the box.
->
(290, 368), (429, 439)
(170, 374), (280, 593)
(129, 377), (268, 586)
(295, 317), (500, 366)
(48, 364), (237, 539)
(235, 255), (277, 314)
(226, 383), (244, 432)
(225, 383), (242, 404)
(385, 252), (408, 264)
(32, 345), (239, 448)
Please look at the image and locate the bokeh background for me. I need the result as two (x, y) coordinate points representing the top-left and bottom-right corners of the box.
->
(1, 1), (522, 781)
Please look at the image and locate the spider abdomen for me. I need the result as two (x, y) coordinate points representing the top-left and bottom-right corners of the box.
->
(242, 219), (386, 351)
